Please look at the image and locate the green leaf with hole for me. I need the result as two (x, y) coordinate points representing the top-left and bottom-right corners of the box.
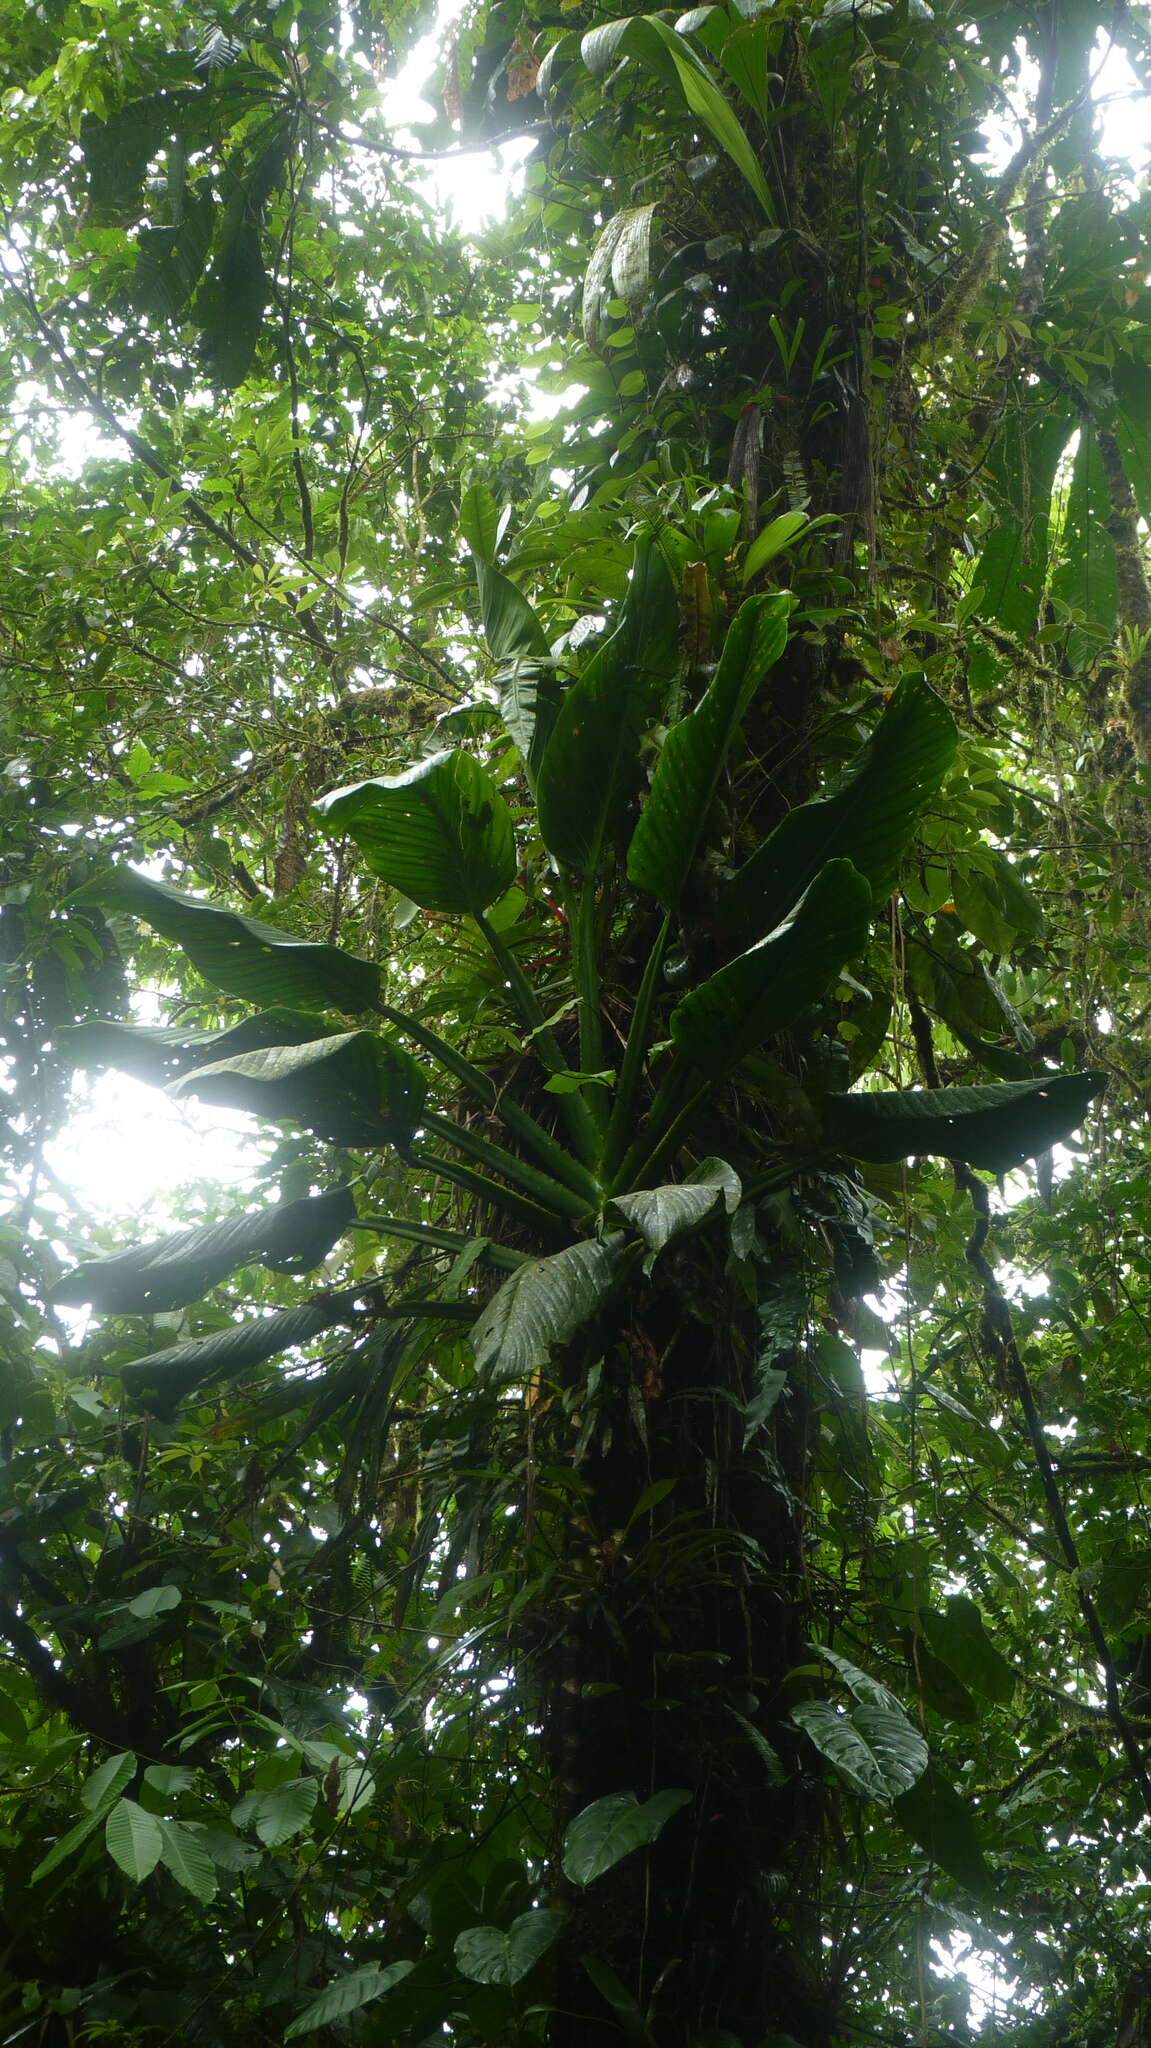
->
(536, 536), (679, 872)
(105, 1799), (164, 1882)
(823, 1071), (1104, 1172)
(671, 859), (871, 1074)
(284, 1962), (415, 2040)
(316, 750), (516, 917)
(472, 1234), (633, 1383)
(627, 594), (792, 906)
(172, 1033), (426, 1149)
(454, 1909), (564, 1986)
(722, 674), (957, 943)
(792, 1699), (928, 1802)
(72, 870), (378, 1013)
(54, 1188), (356, 1313)
(563, 1788), (691, 1886)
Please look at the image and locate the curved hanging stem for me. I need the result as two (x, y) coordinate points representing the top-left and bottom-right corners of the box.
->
(473, 910), (602, 1171)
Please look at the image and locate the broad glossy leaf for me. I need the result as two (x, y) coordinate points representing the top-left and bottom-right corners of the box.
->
(742, 511), (814, 582)
(127, 1585), (180, 1620)
(460, 479), (501, 564)
(284, 1962), (415, 2040)
(627, 594), (792, 906)
(582, 16), (772, 214)
(563, 1788), (691, 1886)
(811, 1644), (904, 1714)
(232, 1776), (318, 1846)
(823, 1071), (1104, 1172)
(893, 1767), (993, 1895)
(472, 1234), (632, 1382)
(59, 1009), (331, 1088)
(475, 559), (550, 661)
(82, 1753), (137, 1813)
(975, 408), (1074, 639)
(315, 751), (516, 916)
(671, 859), (871, 1074)
(54, 1187), (355, 1313)
(72, 870), (379, 1012)
(157, 1818), (218, 1902)
(791, 1699), (927, 1802)
(105, 1799), (164, 1882)
(536, 536), (679, 872)
(1050, 429), (1119, 668)
(172, 1033), (426, 1148)
(722, 674), (957, 942)
(454, 1909), (563, 1986)
(611, 1159), (741, 1267)
(120, 1297), (350, 1410)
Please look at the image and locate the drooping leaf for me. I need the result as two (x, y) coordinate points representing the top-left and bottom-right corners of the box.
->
(472, 1234), (633, 1383)
(582, 16), (773, 215)
(53, 1187), (356, 1313)
(562, 1789), (692, 1886)
(722, 674), (957, 942)
(315, 751), (517, 917)
(536, 536), (680, 872)
(822, 1071), (1104, 1172)
(475, 559), (551, 661)
(72, 870), (379, 1012)
(791, 1700), (928, 1802)
(119, 1297), (352, 1410)
(627, 594), (792, 906)
(810, 1644), (905, 1714)
(105, 1799), (164, 1883)
(59, 1009), (333, 1088)
(671, 859), (872, 1074)
(583, 205), (657, 345)
(284, 1963), (415, 2040)
(611, 1159), (741, 1268)
(460, 479), (502, 564)
(157, 1819), (218, 1902)
(453, 1909), (564, 1986)
(975, 407), (1074, 640)
(892, 1767), (994, 1895)
(172, 1033), (427, 1148)
(1050, 428), (1120, 669)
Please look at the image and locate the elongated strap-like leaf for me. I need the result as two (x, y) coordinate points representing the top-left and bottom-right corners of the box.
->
(53, 1187), (356, 1313)
(314, 750), (516, 917)
(536, 536), (680, 873)
(72, 869), (379, 1013)
(627, 593), (792, 907)
(172, 1032), (427, 1148)
(721, 673), (957, 943)
(472, 1233), (633, 1382)
(120, 1297), (352, 1409)
(823, 1071), (1104, 1172)
(582, 15), (773, 217)
(59, 1009), (336, 1088)
(671, 858), (872, 1074)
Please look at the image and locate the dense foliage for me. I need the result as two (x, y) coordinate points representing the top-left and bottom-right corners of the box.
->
(4, 0), (1151, 2040)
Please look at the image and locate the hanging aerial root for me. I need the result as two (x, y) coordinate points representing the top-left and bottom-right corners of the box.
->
(1094, 425), (1151, 765)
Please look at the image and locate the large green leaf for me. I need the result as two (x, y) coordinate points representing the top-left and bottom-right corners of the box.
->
(471, 1234), (633, 1382)
(1050, 429), (1119, 669)
(454, 1910), (563, 1987)
(172, 1032), (427, 1148)
(315, 751), (516, 917)
(721, 674), (957, 942)
(72, 870), (379, 1013)
(892, 1767), (993, 1895)
(475, 559), (550, 661)
(822, 1071), (1104, 1172)
(791, 1699), (928, 1803)
(232, 1777), (318, 1846)
(53, 1187), (355, 1313)
(119, 1297), (352, 1409)
(536, 536), (680, 872)
(157, 1819), (218, 1903)
(610, 1159), (741, 1269)
(582, 16), (773, 216)
(670, 860), (872, 1074)
(562, 1789), (691, 1886)
(105, 1800), (164, 1883)
(627, 594), (792, 907)
(920, 1597), (1015, 1705)
(975, 407), (1074, 640)
(59, 1010), (333, 1088)
(284, 1963), (415, 2040)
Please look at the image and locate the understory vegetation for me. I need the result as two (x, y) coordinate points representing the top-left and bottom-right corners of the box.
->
(3, 0), (1151, 2039)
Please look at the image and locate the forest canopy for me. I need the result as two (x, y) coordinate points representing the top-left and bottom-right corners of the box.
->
(3, 0), (1151, 2041)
